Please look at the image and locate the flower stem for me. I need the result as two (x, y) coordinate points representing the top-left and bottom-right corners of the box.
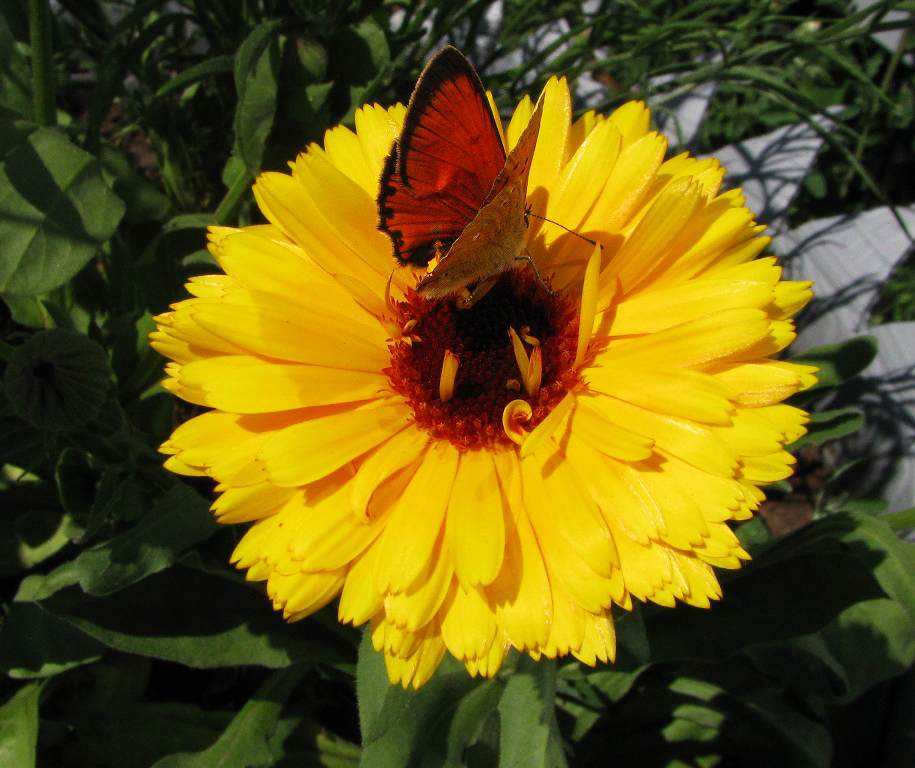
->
(214, 168), (254, 225)
(29, 0), (56, 127)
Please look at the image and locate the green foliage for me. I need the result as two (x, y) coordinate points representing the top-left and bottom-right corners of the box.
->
(0, 1), (912, 766)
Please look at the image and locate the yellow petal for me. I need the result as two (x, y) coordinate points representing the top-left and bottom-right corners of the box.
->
(350, 427), (430, 517)
(568, 396), (654, 461)
(338, 546), (384, 626)
(211, 483), (300, 524)
(446, 451), (507, 588)
(485, 450), (552, 649)
(190, 289), (389, 371)
(593, 396), (738, 477)
(587, 365), (737, 425)
(521, 455), (617, 614)
(599, 308), (771, 369)
(373, 441), (459, 593)
(385, 528), (453, 631)
(610, 279), (775, 335)
(440, 582), (498, 661)
(259, 399), (411, 487)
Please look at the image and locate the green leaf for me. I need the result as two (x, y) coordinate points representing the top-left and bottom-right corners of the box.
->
(0, 476), (72, 577)
(233, 20), (284, 174)
(38, 562), (354, 669)
(61, 699), (235, 768)
(327, 19), (390, 118)
(4, 328), (112, 431)
(0, 599), (104, 678)
(0, 682), (40, 767)
(790, 406), (864, 448)
(55, 446), (95, 521)
(98, 144), (174, 226)
(821, 598), (915, 704)
(883, 507), (915, 532)
(152, 54), (234, 102)
(644, 512), (891, 662)
(790, 336), (878, 391)
(837, 497), (890, 517)
(836, 511), (915, 624)
(39, 484), (217, 598)
(498, 656), (569, 768)
(445, 681), (502, 766)
(152, 666), (308, 768)
(0, 122), (124, 295)
(136, 214), (214, 312)
(0, 11), (31, 120)
(357, 631), (480, 766)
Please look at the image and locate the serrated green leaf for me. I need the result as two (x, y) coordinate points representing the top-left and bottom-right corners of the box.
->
(38, 563), (353, 669)
(0, 122), (124, 295)
(0, 681), (40, 768)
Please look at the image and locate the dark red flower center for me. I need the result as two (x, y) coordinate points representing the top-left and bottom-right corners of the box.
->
(386, 273), (582, 449)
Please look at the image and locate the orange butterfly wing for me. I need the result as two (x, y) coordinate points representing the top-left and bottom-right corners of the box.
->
(378, 47), (508, 268)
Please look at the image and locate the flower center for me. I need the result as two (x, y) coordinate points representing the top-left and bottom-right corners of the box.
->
(386, 273), (582, 449)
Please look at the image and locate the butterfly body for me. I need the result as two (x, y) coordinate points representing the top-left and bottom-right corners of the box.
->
(416, 177), (529, 298)
(378, 46), (547, 305)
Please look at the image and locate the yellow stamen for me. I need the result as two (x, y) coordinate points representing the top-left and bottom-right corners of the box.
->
(439, 350), (459, 402)
(575, 243), (601, 368)
(502, 400), (533, 446)
(505, 378), (521, 391)
(520, 392), (576, 458)
(520, 327), (540, 347)
(508, 327), (529, 378)
(525, 346), (542, 397)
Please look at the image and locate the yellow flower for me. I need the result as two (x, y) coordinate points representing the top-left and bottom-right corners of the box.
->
(151, 76), (817, 688)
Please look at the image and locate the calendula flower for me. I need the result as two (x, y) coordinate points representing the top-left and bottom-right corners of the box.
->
(151, 75), (816, 688)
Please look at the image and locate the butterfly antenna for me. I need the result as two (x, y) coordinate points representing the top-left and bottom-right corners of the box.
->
(527, 211), (601, 248)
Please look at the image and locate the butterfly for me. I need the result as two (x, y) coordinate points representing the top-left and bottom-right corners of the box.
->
(377, 46), (551, 308)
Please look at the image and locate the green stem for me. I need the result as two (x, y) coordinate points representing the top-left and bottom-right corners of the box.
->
(840, 14), (911, 198)
(214, 168), (254, 224)
(29, 0), (56, 126)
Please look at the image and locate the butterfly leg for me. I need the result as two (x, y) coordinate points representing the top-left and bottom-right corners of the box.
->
(516, 251), (554, 296)
(456, 275), (500, 310)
